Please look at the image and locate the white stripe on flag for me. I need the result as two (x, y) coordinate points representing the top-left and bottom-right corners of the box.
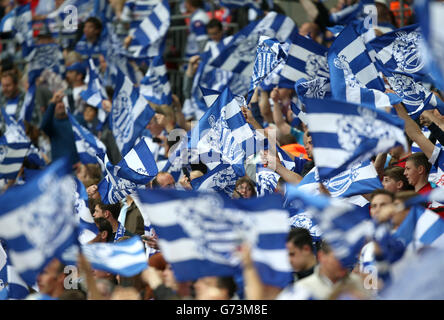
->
(251, 248), (292, 272)
(338, 37), (365, 62)
(415, 210), (440, 240)
(158, 238), (202, 262)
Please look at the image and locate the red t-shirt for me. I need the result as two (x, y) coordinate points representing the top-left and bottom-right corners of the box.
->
(390, 155), (410, 168)
(418, 182), (433, 195)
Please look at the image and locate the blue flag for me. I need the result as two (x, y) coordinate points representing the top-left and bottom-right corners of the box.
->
(111, 68), (155, 157)
(0, 158), (79, 285)
(26, 43), (65, 84)
(140, 55), (172, 106)
(304, 98), (407, 180)
(136, 189), (293, 288)
(328, 23), (401, 109)
(279, 33), (329, 88)
(295, 77), (332, 104)
(69, 113), (107, 165)
(210, 12), (298, 77)
(73, 178), (99, 245)
(61, 236), (148, 277)
(0, 110), (31, 180)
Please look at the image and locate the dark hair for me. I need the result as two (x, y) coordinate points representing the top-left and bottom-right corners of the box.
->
(85, 16), (103, 33)
(0, 68), (19, 85)
(394, 190), (419, 203)
(97, 202), (122, 220)
(207, 18), (222, 31)
(186, 0), (204, 8)
(370, 189), (395, 202)
(286, 227), (314, 251)
(383, 166), (413, 191)
(318, 240), (332, 253)
(216, 277), (237, 299)
(235, 176), (257, 197)
(406, 152), (432, 174)
(94, 217), (114, 242)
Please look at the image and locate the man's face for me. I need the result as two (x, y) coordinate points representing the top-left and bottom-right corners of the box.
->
(370, 194), (393, 220)
(382, 176), (399, 193)
(157, 173), (175, 188)
(146, 114), (164, 137)
(318, 250), (347, 283)
(65, 70), (78, 85)
(83, 22), (100, 42)
(286, 242), (311, 272)
(93, 205), (106, 219)
(404, 160), (421, 187)
(303, 132), (313, 159)
(54, 101), (67, 119)
(37, 259), (63, 296)
(1, 75), (18, 99)
(194, 276), (226, 300)
(207, 26), (223, 43)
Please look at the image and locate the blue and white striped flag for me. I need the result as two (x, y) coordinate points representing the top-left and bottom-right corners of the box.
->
(190, 163), (245, 197)
(97, 137), (157, 204)
(69, 113), (107, 165)
(304, 98), (407, 180)
(279, 33), (329, 88)
(328, 24), (402, 109)
(73, 178), (99, 245)
(247, 36), (288, 104)
(136, 189), (293, 287)
(0, 111), (31, 180)
(0, 158), (79, 285)
(126, 0), (170, 59)
(140, 55), (172, 106)
(61, 236), (148, 277)
(369, 24), (427, 81)
(297, 160), (383, 198)
(169, 86), (257, 171)
(394, 206), (444, 251)
(0, 9), (14, 33)
(26, 43), (65, 84)
(111, 69), (155, 157)
(415, 0), (444, 91)
(295, 77), (332, 104)
(384, 72), (444, 120)
(12, 4), (33, 54)
(18, 81), (36, 123)
(0, 244), (29, 300)
(210, 12), (298, 77)
(219, 0), (256, 8)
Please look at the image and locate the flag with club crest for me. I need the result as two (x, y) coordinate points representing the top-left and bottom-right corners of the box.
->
(303, 98), (407, 180)
(111, 68), (155, 157)
(68, 113), (107, 165)
(328, 23), (402, 109)
(140, 55), (172, 106)
(210, 12), (298, 77)
(415, 0), (444, 91)
(279, 32), (329, 89)
(0, 158), (79, 285)
(168, 86), (258, 172)
(295, 77), (332, 104)
(97, 137), (158, 204)
(0, 110), (31, 180)
(61, 236), (148, 277)
(136, 189), (293, 287)
(190, 163), (245, 197)
(247, 36), (288, 104)
(73, 177), (99, 245)
(368, 24), (427, 81)
(126, 0), (170, 59)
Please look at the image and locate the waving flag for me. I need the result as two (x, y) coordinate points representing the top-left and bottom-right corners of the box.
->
(12, 4), (33, 54)
(190, 163), (245, 197)
(0, 158), (79, 285)
(26, 43), (65, 84)
(111, 69), (155, 157)
(0, 245), (29, 300)
(369, 24), (427, 81)
(169, 86), (256, 171)
(136, 189), (293, 288)
(247, 36), (288, 104)
(328, 24), (401, 109)
(415, 0), (444, 90)
(0, 111), (31, 180)
(384, 72), (444, 119)
(304, 98), (407, 180)
(69, 113), (107, 165)
(394, 206), (444, 251)
(126, 0), (170, 59)
(279, 33), (329, 88)
(73, 178), (99, 245)
(140, 55), (172, 105)
(295, 77), (332, 103)
(18, 81), (36, 124)
(80, 59), (108, 128)
(61, 236), (148, 277)
(97, 137), (157, 204)
(210, 12), (298, 77)
(297, 160), (383, 198)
